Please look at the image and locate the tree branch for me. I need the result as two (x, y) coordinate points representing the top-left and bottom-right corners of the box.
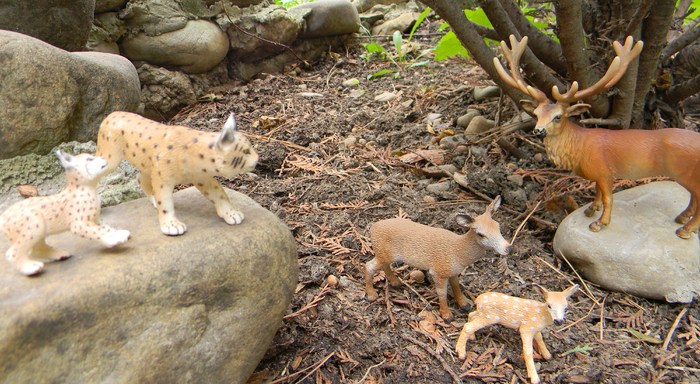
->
(661, 25), (700, 61)
(554, 0), (610, 117)
(420, 0), (527, 103)
(501, 0), (567, 76)
(630, 0), (677, 127)
(666, 73), (700, 105)
(478, 0), (565, 97)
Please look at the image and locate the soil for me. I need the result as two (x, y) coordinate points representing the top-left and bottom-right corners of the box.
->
(169, 33), (700, 383)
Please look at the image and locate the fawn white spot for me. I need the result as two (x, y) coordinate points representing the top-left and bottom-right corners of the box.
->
(531, 316), (538, 322)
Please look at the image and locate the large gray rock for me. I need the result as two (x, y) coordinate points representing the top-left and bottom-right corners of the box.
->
(0, 0), (95, 51)
(122, 19), (230, 74)
(290, 0), (360, 38)
(0, 187), (298, 383)
(0, 31), (140, 159)
(554, 181), (700, 303)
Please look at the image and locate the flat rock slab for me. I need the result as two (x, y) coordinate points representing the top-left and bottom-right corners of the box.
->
(0, 187), (297, 383)
(554, 181), (700, 303)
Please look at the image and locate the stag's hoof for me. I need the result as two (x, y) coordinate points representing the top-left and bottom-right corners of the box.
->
(588, 221), (603, 232)
(365, 290), (379, 302)
(584, 206), (598, 217)
(675, 227), (695, 239)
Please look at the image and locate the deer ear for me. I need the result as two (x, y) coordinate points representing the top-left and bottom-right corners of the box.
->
(455, 212), (474, 227)
(487, 195), (502, 214)
(216, 113), (237, 150)
(532, 283), (549, 297)
(566, 103), (590, 117)
(564, 284), (579, 298)
(520, 99), (538, 114)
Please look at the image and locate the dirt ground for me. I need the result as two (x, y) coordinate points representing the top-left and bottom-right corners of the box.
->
(169, 32), (700, 384)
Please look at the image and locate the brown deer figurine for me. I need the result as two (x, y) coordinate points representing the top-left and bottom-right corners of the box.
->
(494, 35), (700, 239)
(364, 196), (512, 321)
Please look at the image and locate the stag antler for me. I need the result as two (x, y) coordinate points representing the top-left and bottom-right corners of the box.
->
(552, 36), (644, 103)
(492, 35), (549, 104)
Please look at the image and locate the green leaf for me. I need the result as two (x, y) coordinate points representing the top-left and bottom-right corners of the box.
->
(393, 30), (403, 58)
(464, 8), (492, 29)
(627, 328), (663, 344)
(434, 31), (469, 61)
(408, 60), (430, 68)
(560, 345), (593, 357)
(408, 7), (432, 42)
(367, 69), (396, 80)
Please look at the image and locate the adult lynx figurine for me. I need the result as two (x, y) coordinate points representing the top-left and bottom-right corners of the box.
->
(0, 151), (130, 276)
(96, 111), (258, 236)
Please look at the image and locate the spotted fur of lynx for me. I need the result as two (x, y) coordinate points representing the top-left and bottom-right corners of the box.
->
(96, 111), (258, 236)
(0, 151), (131, 276)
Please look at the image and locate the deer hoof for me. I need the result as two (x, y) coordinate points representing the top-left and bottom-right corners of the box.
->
(675, 227), (693, 239)
(366, 291), (379, 302)
(675, 213), (692, 225)
(588, 221), (602, 232)
(584, 206), (597, 217)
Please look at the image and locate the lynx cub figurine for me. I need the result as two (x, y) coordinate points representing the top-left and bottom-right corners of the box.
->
(96, 111), (258, 236)
(0, 151), (130, 276)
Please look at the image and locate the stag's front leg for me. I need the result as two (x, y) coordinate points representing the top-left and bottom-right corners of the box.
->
(584, 184), (603, 217)
(589, 180), (613, 232)
(432, 273), (453, 321)
(675, 193), (696, 225)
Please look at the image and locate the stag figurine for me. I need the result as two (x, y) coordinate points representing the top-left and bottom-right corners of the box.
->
(494, 35), (700, 239)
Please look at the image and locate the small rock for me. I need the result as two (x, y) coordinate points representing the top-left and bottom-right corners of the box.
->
(473, 85), (501, 101)
(439, 135), (464, 150)
(426, 181), (452, 194)
(456, 109), (480, 128)
(534, 153), (544, 162)
(371, 12), (419, 35)
(374, 91), (398, 102)
(506, 174), (524, 187)
(423, 195), (436, 204)
(341, 135), (358, 149)
(338, 276), (351, 289)
(465, 116), (495, 137)
(348, 89), (365, 98)
(425, 113), (442, 125)
(299, 92), (324, 98)
(342, 78), (360, 88)
(409, 270), (425, 284)
(326, 274), (339, 288)
(454, 145), (469, 155)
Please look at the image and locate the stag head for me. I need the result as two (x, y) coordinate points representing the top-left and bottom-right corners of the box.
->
(493, 35), (644, 138)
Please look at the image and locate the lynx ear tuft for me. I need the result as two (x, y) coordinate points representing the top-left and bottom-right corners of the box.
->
(217, 113), (237, 149)
(55, 150), (74, 169)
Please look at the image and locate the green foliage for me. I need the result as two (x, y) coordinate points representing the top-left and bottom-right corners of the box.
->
(434, 31), (469, 61)
(274, 0), (311, 7)
(680, 0), (700, 23)
(560, 345), (594, 357)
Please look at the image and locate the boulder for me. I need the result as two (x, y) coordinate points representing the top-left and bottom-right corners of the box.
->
(0, 187), (298, 383)
(0, 31), (141, 159)
(290, 0), (360, 38)
(0, 0), (95, 51)
(121, 19), (230, 74)
(87, 12), (126, 54)
(95, 0), (128, 13)
(371, 11), (418, 36)
(554, 181), (700, 303)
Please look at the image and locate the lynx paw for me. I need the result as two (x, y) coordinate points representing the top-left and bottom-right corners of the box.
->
(220, 208), (244, 225)
(103, 229), (131, 247)
(18, 260), (45, 276)
(161, 219), (187, 236)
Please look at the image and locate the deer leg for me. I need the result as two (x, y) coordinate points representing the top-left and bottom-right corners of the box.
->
(456, 314), (498, 360)
(533, 331), (552, 360)
(589, 179), (613, 232)
(520, 330), (541, 384)
(449, 276), (469, 308)
(382, 263), (401, 287)
(584, 186), (602, 217)
(676, 192), (700, 239)
(432, 273), (453, 321)
(674, 194), (695, 224)
(364, 258), (380, 301)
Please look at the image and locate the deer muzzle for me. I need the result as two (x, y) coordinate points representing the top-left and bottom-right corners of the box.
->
(533, 126), (547, 138)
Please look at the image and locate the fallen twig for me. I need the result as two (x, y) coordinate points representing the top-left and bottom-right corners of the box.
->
(400, 334), (462, 384)
(510, 201), (540, 244)
(662, 306), (688, 351)
(284, 285), (331, 319)
(557, 250), (599, 305)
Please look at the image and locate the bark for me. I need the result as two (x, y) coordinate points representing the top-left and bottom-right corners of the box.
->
(630, 0), (677, 127)
(500, 0), (567, 76)
(420, 0), (527, 103)
(478, 0), (564, 95)
(662, 26), (700, 61)
(667, 73), (700, 105)
(554, 0), (610, 116)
